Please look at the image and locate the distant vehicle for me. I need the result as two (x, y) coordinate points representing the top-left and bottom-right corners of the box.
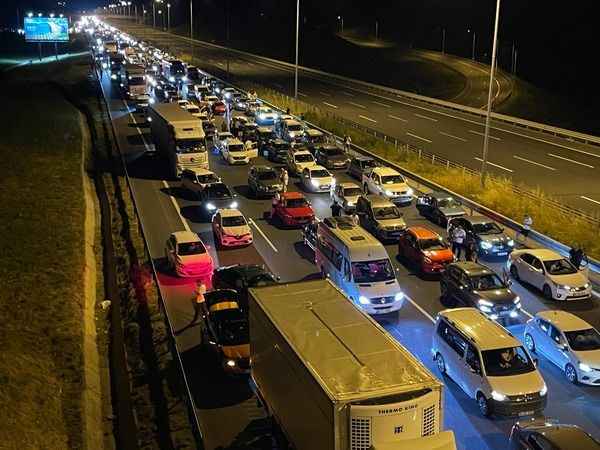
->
(186, 65), (202, 83)
(450, 216), (514, 257)
(416, 191), (467, 226)
(255, 106), (278, 126)
(198, 182), (237, 219)
(356, 195), (406, 241)
(193, 83), (210, 101)
(286, 149), (316, 175)
(314, 145), (349, 170)
(524, 310), (600, 385)
(262, 138), (289, 162)
(122, 63), (147, 99)
(233, 95), (249, 111)
(221, 87), (237, 101)
(248, 165), (283, 198)
(109, 53), (125, 81)
(300, 165), (335, 193)
(398, 226), (454, 275)
(347, 155), (377, 179)
(303, 128), (326, 152)
(184, 104), (209, 121)
(212, 208), (253, 248)
(212, 264), (278, 309)
(509, 419), (600, 449)
(212, 100), (226, 115)
(362, 167), (413, 206)
(180, 168), (221, 195)
(161, 59), (186, 83)
(508, 249), (592, 300)
(271, 191), (314, 227)
(330, 182), (362, 213)
(165, 231), (213, 278)
(278, 119), (305, 142)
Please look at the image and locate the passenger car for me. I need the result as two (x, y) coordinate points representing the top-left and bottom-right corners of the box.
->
(212, 100), (226, 115)
(315, 145), (350, 170)
(450, 216), (514, 257)
(347, 155), (377, 180)
(180, 168), (221, 195)
(164, 231), (214, 278)
(508, 249), (592, 300)
(301, 165), (335, 193)
(330, 182), (362, 213)
(356, 195), (406, 241)
(212, 264), (278, 309)
(509, 419), (600, 449)
(262, 138), (290, 162)
(439, 262), (521, 319)
(416, 191), (467, 226)
(220, 137), (255, 165)
(271, 191), (315, 227)
(248, 165), (283, 198)
(212, 208), (253, 248)
(524, 310), (600, 385)
(362, 167), (413, 206)
(287, 149), (317, 175)
(255, 106), (278, 126)
(398, 226), (454, 274)
(198, 182), (238, 218)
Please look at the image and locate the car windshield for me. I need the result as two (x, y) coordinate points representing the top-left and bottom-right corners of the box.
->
(352, 259), (396, 283)
(178, 241), (206, 255)
(258, 170), (278, 181)
(359, 159), (376, 169)
(214, 311), (249, 346)
(482, 346), (535, 377)
(286, 197), (309, 208)
(205, 184), (232, 199)
(420, 237), (447, 251)
(229, 144), (244, 152)
(344, 187), (362, 197)
(437, 198), (460, 208)
(197, 173), (219, 184)
(373, 206), (402, 220)
(187, 107), (200, 114)
(177, 139), (205, 153)
(222, 216), (246, 227)
(381, 174), (405, 184)
(471, 273), (505, 290)
(473, 222), (503, 234)
(295, 154), (314, 163)
(543, 258), (578, 275)
(325, 147), (344, 156)
(311, 169), (331, 178)
(287, 124), (303, 132)
(565, 328), (600, 351)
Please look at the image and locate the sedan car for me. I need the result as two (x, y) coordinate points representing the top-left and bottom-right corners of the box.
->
(524, 310), (600, 385)
(450, 216), (514, 257)
(356, 195), (406, 241)
(180, 168), (221, 196)
(165, 231), (214, 279)
(212, 209), (253, 248)
(212, 264), (278, 309)
(331, 182), (362, 213)
(248, 165), (283, 198)
(398, 226), (454, 274)
(198, 182), (238, 219)
(509, 419), (600, 449)
(347, 155), (377, 180)
(255, 106), (278, 126)
(508, 249), (592, 300)
(212, 100), (226, 115)
(440, 261), (521, 320)
(301, 165), (335, 193)
(271, 191), (315, 227)
(200, 290), (250, 374)
(315, 145), (350, 170)
(416, 191), (466, 226)
(287, 150), (317, 175)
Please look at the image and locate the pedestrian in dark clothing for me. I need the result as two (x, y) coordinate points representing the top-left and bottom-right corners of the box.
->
(465, 239), (478, 263)
(331, 202), (342, 217)
(569, 246), (585, 269)
(286, 107), (291, 115)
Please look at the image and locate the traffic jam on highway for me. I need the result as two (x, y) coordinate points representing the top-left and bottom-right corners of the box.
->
(87, 17), (600, 450)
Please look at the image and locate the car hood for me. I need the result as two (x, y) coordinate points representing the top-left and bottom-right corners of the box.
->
(474, 288), (518, 305)
(376, 217), (406, 229)
(178, 252), (212, 266)
(356, 279), (401, 297)
(258, 179), (282, 189)
(221, 343), (250, 359)
(223, 225), (252, 236)
(478, 232), (511, 244)
(423, 248), (454, 262)
(284, 206), (314, 217)
(547, 271), (588, 287)
(382, 182), (409, 192)
(344, 194), (361, 205)
(487, 371), (545, 397)
(311, 176), (334, 184)
(572, 349), (600, 368)
(326, 154), (349, 162)
(295, 161), (317, 169)
(439, 206), (466, 217)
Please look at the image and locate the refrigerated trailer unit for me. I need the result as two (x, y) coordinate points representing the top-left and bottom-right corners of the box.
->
(249, 279), (456, 450)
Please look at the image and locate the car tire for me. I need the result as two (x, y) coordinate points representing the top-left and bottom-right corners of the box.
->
(565, 363), (578, 384)
(477, 393), (491, 417)
(509, 265), (520, 281)
(543, 284), (553, 300)
(435, 353), (446, 375)
(524, 333), (536, 353)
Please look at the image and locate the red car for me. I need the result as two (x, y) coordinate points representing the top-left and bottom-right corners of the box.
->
(212, 101), (226, 115)
(398, 226), (454, 274)
(271, 191), (315, 227)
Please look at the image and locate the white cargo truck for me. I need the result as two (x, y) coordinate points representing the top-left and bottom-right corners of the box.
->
(249, 279), (456, 450)
(149, 103), (209, 178)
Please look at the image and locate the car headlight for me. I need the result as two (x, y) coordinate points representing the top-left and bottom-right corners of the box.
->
(226, 359), (236, 367)
(579, 363), (592, 373)
(561, 285), (571, 290)
(513, 296), (520, 304)
(169, 76), (175, 82)
(206, 202), (216, 211)
(540, 383), (548, 396)
(406, 188), (414, 196)
(358, 296), (370, 305)
(111, 74), (117, 79)
(478, 299), (494, 307)
(480, 241), (493, 249)
(149, 97), (155, 104)
(385, 189), (394, 196)
(395, 292), (404, 302)
(491, 391), (507, 402)
(583, 283), (590, 289)
(507, 239), (515, 246)
(230, 201), (238, 208)
(311, 179), (320, 187)
(346, 201), (355, 207)
(102, 62), (108, 69)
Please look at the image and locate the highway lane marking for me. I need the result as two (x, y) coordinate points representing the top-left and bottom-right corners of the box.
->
(404, 294), (435, 323)
(439, 131), (467, 142)
(414, 113), (438, 122)
(342, 91), (355, 97)
(520, 308), (534, 319)
(359, 115), (377, 123)
(297, 91), (307, 97)
(580, 195), (600, 206)
(547, 153), (595, 169)
(513, 155), (556, 171)
(319, 90), (332, 97)
(248, 218), (278, 253)
(474, 157), (514, 172)
(388, 114), (407, 122)
(348, 101), (367, 109)
(469, 129), (501, 141)
(371, 100), (392, 108)
(323, 101), (339, 109)
(161, 180), (192, 232)
(406, 132), (432, 143)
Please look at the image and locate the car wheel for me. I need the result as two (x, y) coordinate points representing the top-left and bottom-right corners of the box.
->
(477, 393), (491, 417)
(565, 363), (578, 384)
(543, 284), (553, 300)
(435, 353), (446, 375)
(524, 333), (536, 353)
(509, 265), (520, 281)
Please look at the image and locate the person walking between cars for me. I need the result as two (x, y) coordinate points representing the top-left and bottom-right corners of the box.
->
(331, 202), (342, 217)
(569, 245), (585, 270)
(465, 238), (478, 263)
(280, 168), (289, 193)
(270, 192), (281, 220)
(351, 212), (360, 226)
(452, 225), (466, 260)
(522, 214), (533, 238)
(343, 134), (352, 152)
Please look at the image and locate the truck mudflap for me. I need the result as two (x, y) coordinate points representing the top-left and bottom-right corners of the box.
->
(374, 431), (456, 450)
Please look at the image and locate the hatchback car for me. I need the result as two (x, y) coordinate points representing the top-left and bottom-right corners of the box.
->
(524, 310), (600, 385)
(301, 165), (335, 193)
(347, 156), (377, 180)
(509, 419), (600, 449)
(164, 231), (214, 278)
(263, 138), (290, 162)
(398, 226), (454, 274)
(198, 182), (237, 219)
(212, 264), (278, 310)
(212, 209), (253, 248)
(271, 191), (315, 227)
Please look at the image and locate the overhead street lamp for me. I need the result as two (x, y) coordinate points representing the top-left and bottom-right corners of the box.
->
(337, 15), (344, 33)
(127, 1), (132, 17)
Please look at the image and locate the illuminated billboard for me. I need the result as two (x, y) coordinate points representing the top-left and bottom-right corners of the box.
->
(24, 17), (69, 42)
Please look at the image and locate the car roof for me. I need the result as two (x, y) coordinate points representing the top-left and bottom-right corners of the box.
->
(186, 168), (215, 176)
(228, 138), (244, 145)
(253, 165), (276, 172)
(362, 194), (395, 207)
(307, 165), (329, 172)
(449, 261), (494, 276)
(372, 166), (401, 176)
(294, 150), (313, 156)
(339, 182), (360, 189)
(171, 230), (200, 243)
(282, 191), (305, 200)
(438, 308), (520, 350)
(306, 129), (324, 136)
(430, 191), (454, 200)
(217, 208), (244, 218)
(408, 226), (440, 240)
(520, 248), (562, 261)
(536, 310), (593, 332)
(352, 155), (374, 161)
(462, 215), (494, 225)
(284, 119), (302, 125)
(216, 264), (266, 277)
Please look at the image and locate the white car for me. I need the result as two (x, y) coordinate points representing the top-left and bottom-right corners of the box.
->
(255, 106), (278, 126)
(204, 95), (219, 106)
(212, 208), (253, 248)
(221, 137), (254, 165)
(287, 150), (317, 175)
(301, 165), (335, 193)
(184, 104), (209, 120)
(331, 182), (362, 212)
(508, 249), (591, 300)
(180, 168), (221, 194)
(165, 231), (214, 278)
(362, 167), (413, 206)
(525, 310), (600, 385)
(177, 99), (191, 109)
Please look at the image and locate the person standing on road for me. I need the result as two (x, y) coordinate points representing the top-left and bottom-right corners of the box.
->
(452, 225), (466, 260)
(522, 214), (533, 238)
(569, 245), (585, 269)
(344, 134), (352, 152)
(330, 202), (342, 217)
(280, 168), (289, 193)
(465, 238), (478, 263)
(351, 212), (360, 226)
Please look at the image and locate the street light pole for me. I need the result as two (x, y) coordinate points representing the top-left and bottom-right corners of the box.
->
(441, 27), (446, 54)
(167, 3), (171, 31)
(294, 0), (300, 100)
(153, 2), (156, 27)
(190, 0), (193, 61)
(472, 31), (476, 60)
(480, 0), (501, 186)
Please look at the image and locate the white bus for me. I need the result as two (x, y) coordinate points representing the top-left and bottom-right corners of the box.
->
(315, 216), (404, 315)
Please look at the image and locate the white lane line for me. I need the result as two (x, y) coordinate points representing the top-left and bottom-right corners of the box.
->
(248, 218), (278, 252)
(521, 308), (534, 319)
(404, 294), (435, 323)
(513, 155), (556, 171)
(414, 113), (438, 122)
(469, 129), (501, 141)
(406, 132), (432, 143)
(161, 180), (192, 232)
(319, 90), (332, 97)
(342, 91), (355, 97)
(297, 91), (307, 97)
(348, 101), (367, 109)
(581, 195), (600, 206)
(359, 114), (377, 123)
(388, 114), (408, 122)
(439, 131), (467, 142)
(371, 100), (391, 108)
(547, 153), (595, 169)
(322, 101), (339, 109)
(474, 157), (514, 173)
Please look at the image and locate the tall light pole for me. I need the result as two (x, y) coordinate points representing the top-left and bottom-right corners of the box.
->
(158, 9), (163, 30)
(190, 0), (193, 60)
(337, 15), (344, 33)
(480, 0), (501, 186)
(294, 0), (300, 100)
(167, 3), (171, 30)
(153, 1), (156, 27)
(468, 28), (476, 60)
(441, 27), (446, 54)
(127, 1), (131, 17)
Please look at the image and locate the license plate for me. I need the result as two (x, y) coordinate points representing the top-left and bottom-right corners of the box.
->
(497, 252), (508, 256)
(518, 410), (534, 417)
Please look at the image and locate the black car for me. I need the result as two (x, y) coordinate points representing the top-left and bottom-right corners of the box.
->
(263, 138), (290, 162)
(509, 419), (600, 449)
(198, 182), (237, 219)
(347, 156), (377, 179)
(416, 191), (466, 226)
(201, 119), (216, 140)
(212, 264), (278, 309)
(248, 166), (283, 198)
(450, 216), (515, 258)
(186, 66), (202, 83)
(440, 261), (521, 319)
(315, 145), (350, 170)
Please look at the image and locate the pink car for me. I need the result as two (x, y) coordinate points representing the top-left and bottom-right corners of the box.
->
(165, 231), (214, 278)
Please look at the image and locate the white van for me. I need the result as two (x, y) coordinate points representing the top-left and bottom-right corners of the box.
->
(432, 308), (547, 418)
(315, 216), (404, 315)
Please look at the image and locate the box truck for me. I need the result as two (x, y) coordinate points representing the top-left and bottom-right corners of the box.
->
(149, 103), (209, 178)
(249, 279), (456, 450)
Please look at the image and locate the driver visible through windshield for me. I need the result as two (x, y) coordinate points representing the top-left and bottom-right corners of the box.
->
(544, 258), (578, 275)
(482, 346), (535, 377)
(352, 259), (395, 283)
(373, 206), (402, 220)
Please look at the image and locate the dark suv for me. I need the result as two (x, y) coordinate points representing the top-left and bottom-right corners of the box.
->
(263, 138), (290, 162)
(314, 145), (350, 169)
(248, 166), (283, 198)
(440, 261), (521, 319)
(450, 216), (514, 258)
(416, 191), (466, 226)
(509, 420), (600, 449)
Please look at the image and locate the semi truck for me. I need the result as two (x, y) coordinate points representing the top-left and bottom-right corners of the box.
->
(148, 103), (209, 178)
(248, 279), (456, 450)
